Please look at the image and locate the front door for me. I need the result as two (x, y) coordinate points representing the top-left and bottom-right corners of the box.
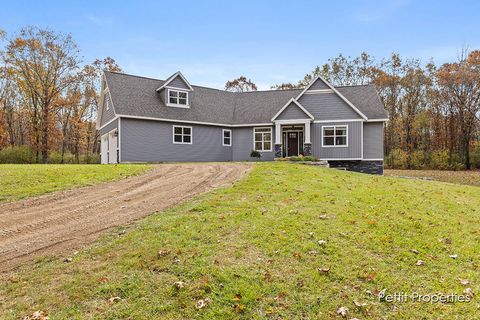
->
(287, 132), (299, 156)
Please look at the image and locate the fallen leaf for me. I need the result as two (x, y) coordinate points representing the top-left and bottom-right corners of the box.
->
(22, 310), (49, 320)
(293, 252), (302, 258)
(233, 303), (246, 313)
(108, 296), (121, 304)
(263, 272), (271, 282)
(458, 279), (469, 286)
(319, 214), (328, 219)
(410, 249), (419, 254)
(449, 254), (458, 259)
(98, 277), (109, 283)
(157, 249), (171, 257)
(415, 260), (425, 266)
(353, 299), (367, 307)
(318, 240), (326, 246)
(308, 232), (314, 237)
(308, 250), (318, 255)
(196, 298), (211, 309)
(464, 288), (474, 297)
(337, 306), (348, 317)
(318, 267), (330, 273)
(233, 293), (242, 301)
(174, 281), (185, 289)
(63, 258), (72, 263)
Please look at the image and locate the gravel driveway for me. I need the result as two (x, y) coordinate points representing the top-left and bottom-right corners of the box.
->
(0, 163), (251, 272)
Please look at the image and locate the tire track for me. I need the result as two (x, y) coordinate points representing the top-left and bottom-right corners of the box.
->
(0, 163), (251, 272)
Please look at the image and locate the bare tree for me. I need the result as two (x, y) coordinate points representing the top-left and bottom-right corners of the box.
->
(225, 76), (258, 92)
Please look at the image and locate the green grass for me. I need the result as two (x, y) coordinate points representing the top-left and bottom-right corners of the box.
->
(1, 163), (479, 319)
(385, 169), (480, 187)
(0, 164), (151, 202)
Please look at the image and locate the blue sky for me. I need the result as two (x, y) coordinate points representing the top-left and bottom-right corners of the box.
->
(1, 0), (479, 89)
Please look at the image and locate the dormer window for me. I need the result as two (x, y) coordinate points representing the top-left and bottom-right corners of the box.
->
(167, 89), (189, 107)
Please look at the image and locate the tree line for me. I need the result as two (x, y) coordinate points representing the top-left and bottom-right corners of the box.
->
(270, 51), (479, 169)
(1, 27), (479, 169)
(0, 27), (121, 164)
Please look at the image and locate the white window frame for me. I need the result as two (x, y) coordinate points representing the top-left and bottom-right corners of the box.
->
(322, 125), (348, 147)
(167, 88), (189, 108)
(222, 129), (232, 146)
(253, 127), (272, 152)
(172, 125), (192, 144)
(104, 94), (110, 110)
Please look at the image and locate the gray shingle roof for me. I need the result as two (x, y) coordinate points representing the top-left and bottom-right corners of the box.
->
(104, 71), (387, 125)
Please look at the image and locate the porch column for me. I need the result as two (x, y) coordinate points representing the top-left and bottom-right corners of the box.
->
(303, 120), (312, 156)
(274, 122), (282, 158)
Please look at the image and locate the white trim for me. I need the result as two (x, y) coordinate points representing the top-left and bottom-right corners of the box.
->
(116, 114), (231, 127)
(232, 122), (273, 127)
(166, 88), (190, 108)
(303, 89), (334, 94)
(296, 76), (368, 120)
(313, 119), (363, 123)
(118, 117), (122, 163)
(156, 71), (194, 91)
(172, 125), (193, 144)
(253, 127), (273, 152)
(222, 129), (232, 146)
(274, 119), (311, 125)
(271, 98), (314, 121)
(96, 73), (118, 130)
(363, 158), (384, 161)
(366, 118), (389, 122)
(98, 115), (120, 131)
(321, 125), (348, 148)
(361, 121), (364, 159)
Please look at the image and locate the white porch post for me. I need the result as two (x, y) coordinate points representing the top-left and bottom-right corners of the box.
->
(304, 120), (311, 144)
(275, 122), (281, 144)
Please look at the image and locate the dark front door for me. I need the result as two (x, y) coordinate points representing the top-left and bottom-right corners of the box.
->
(287, 132), (299, 156)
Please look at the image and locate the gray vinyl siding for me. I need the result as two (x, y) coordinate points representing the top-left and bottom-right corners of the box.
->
(232, 126), (275, 161)
(363, 122), (384, 159)
(168, 76), (190, 90)
(120, 118), (231, 162)
(276, 102), (310, 120)
(100, 93), (116, 126)
(99, 118), (118, 136)
(298, 93), (362, 120)
(312, 122), (362, 159)
(309, 79), (330, 90)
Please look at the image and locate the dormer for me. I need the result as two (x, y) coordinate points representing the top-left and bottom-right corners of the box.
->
(156, 71), (194, 108)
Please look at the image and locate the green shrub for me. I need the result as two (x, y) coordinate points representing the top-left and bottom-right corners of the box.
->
(0, 146), (36, 164)
(303, 156), (317, 162)
(250, 150), (261, 159)
(471, 142), (480, 169)
(289, 156), (303, 161)
(385, 149), (408, 169)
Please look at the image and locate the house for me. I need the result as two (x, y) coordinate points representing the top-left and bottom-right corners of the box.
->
(97, 71), (388, 174)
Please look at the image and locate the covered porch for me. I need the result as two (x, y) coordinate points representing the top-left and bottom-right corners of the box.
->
(274, 120), (312, 158)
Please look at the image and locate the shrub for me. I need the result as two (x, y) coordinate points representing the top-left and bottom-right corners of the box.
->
(385, 149), (408, 169)
(0, 146), (36, 164)
(250, 150), (261, 159)
(430, 150), (450, 170)
(289, 156), (303, 161)
(471, 142), (480, 169)
(303, 156), (317, 162)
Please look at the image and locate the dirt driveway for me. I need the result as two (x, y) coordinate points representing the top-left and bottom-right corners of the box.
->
(0, 163), (251, 272)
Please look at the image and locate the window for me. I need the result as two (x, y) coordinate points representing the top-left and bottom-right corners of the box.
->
(173, 126), (192, 144)
(223, 129), (232, 146)
(254, 127), (272, 151)
(168, 89), (188, 107)
(104, 95), (110, 110)
(322, 125), (348, 147)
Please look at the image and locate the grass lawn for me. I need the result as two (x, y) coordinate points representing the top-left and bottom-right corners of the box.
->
(1, 163), (479, 319)
(0, 164), (151, 202)
(385, 169), (480, 187)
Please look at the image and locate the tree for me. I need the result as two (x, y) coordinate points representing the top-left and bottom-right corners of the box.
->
(5, 27), (81, 163)
(437, 49), (480, 169)
(225, 76), (257, 92)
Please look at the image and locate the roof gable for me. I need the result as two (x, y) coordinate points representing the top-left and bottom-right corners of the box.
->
(271, 98), (313, 121)
(296, 76), (368, 120)
(156, 71), (193, 91)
